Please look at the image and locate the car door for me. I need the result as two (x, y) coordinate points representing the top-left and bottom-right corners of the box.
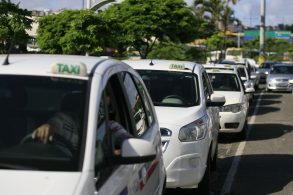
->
(95, 71), (163, 195)
(119, 71), (164, 195)
(201, 70), (219, 155)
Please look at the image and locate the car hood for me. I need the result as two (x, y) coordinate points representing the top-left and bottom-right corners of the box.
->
(213, 91), (243, 105)
(0, 170), (81, 195)
(268, 74), (293, 80)
(257, 68), (270, 73)
(155, 106), (205, 126)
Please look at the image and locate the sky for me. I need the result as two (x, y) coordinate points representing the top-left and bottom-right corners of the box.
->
(11, 0), (293, 27)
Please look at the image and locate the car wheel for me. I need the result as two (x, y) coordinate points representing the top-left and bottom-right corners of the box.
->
(198, 153), (211, 195)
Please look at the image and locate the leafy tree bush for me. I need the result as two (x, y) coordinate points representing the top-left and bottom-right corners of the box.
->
(37, 10), (106, 55)
(99, 0), (200, 59)
(0, 0), (32, 53)
(148, 41), (206, 62)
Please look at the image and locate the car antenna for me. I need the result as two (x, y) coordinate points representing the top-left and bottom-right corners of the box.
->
(149, 59), (154, 66)
(2, 33), (15, 65)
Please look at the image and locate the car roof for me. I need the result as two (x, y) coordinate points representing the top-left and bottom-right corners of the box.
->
(204, 63), (237, 71)
(0, 54), (123, 79)
(123, 59), (200, 73)
(205, 68), (236, 74)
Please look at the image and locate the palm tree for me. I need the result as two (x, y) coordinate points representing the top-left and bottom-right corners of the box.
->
(193, 0), (239, 31)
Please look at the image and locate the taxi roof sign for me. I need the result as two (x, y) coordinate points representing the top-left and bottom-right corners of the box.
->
(169, 63), (185, 70)
(51, 62), (87, 77)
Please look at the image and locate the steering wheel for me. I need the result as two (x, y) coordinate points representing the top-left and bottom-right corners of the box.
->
(162, 95), (187, 104)
(20, 133), (75, 156)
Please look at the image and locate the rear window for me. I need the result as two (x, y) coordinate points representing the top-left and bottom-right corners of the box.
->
(0, 75), (87, 171)
(137, 70), (199, 107)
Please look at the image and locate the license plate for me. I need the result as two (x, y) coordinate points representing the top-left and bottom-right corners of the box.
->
(277, 83), (288, 87)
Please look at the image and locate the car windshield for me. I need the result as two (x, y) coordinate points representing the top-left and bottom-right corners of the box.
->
(0, 76), (87, 171)
(261, 63), (274, 69)
(208, 73), (241, 91)
(137, 70), (199, 107)
(271, 66), (293, 74)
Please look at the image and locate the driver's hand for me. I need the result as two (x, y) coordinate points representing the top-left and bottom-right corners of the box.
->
(32, 124), (53, 144)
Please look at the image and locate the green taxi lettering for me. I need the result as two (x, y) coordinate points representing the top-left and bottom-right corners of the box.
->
(57, 63), (80, 74)
(170, 64), (184, 70)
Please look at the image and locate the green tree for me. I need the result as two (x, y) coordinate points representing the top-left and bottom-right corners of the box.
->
(37, 10), (106, 55)
(0, 0), (32, 53)
(100, 0), (200, 59)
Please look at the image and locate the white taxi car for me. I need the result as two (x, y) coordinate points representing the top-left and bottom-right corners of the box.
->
(0, 54), (166, 195)
(204, 64), (254, 139)
(124, 59), (225, 194)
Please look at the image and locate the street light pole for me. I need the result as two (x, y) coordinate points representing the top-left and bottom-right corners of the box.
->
(86, 0), (92, 9)
(259, 0), (266, 57)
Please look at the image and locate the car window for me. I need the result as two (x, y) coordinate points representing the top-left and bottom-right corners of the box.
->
(133, 75), (154, 125)
(237, 67), (247, 78)
(121, 73), (148, 136)
(202, 71), (213, 98)
(95, 74), (135, 189)
(137, 70), (199, 107)
(209, 73), (241, 92)
(0, 75), (87, 171)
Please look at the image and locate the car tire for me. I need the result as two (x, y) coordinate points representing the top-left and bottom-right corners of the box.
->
(198, 153), (211, 195)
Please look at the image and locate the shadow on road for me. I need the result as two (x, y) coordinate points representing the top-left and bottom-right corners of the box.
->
(247, 123), (293, 142)
(217, 154), (293, 195)
(219, 123), (292, 143)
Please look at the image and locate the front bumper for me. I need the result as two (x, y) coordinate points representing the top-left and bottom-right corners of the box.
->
(162, 136), (210, 188)
(266, 82), (293, 91)
(219, 110), (247, 133)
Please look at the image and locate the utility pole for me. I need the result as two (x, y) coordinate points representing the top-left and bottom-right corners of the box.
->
(259, 0), (266, 64)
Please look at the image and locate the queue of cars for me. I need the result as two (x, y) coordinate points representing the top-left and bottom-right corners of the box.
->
(0, 54), (260, 195)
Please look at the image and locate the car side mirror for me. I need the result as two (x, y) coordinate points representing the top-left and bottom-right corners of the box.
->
(206, 94), (226, 107)
(115, 138), (156, 164)
(250, 74), (256, 79)
(245, 87), (255, 93)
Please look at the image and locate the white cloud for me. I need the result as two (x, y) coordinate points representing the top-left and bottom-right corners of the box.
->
(234, 0), (293, 27)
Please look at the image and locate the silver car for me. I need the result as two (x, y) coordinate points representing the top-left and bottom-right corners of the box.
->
(266, 63), (293, 92)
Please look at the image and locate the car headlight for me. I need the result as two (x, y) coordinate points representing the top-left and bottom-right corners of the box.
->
(178, 115), (208, 142)
(265, 71), (269, 74)
(220, 103), (245, 113)
(267, 78), (275, 83)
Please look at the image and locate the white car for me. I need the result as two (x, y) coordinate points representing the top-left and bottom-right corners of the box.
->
(266, 63), (293, 92)
(205, 65), (254, 139)
(124, 59), (225, 194)
(0, 54), (166, 195)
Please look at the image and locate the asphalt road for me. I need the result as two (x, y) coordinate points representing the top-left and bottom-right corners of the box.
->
(166, 86), (293, 195)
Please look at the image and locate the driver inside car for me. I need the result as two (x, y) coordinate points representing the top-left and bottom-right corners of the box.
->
(31, 90), (132, 156)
